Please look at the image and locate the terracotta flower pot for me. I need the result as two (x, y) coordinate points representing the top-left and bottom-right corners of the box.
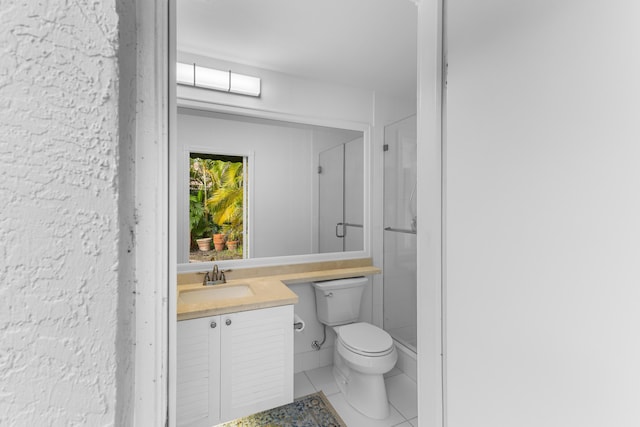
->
(213, 233), (226, 251)
(226, 240), (239, 251)
(196, 237), (212, 251)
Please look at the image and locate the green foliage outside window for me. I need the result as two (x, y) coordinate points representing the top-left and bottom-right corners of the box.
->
(190, 156), (244, 254)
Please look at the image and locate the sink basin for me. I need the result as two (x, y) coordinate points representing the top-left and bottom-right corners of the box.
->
(179, 284), (253, 304)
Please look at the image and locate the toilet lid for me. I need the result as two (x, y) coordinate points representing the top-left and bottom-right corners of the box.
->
(338, 322), (393, 355)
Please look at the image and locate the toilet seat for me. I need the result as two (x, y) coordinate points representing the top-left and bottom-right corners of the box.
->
(337, 322), (394, 356)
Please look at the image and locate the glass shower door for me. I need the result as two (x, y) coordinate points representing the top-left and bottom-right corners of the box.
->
(383, 115), (417, 351)
(318, 137), (364, 253)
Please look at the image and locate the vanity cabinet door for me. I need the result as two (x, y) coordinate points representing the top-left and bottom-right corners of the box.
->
(176, 315), (221, 427)
(219, 305), (294, 422)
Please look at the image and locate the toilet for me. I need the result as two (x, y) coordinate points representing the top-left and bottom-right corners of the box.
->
(312, 277), (397, 419)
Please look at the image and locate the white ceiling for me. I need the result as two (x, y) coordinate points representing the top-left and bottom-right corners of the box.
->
(177, 0), (417, 100)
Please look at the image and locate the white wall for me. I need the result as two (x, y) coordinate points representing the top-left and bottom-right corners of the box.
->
(0, 1), (133, 425)
(446, 1), (640, 425)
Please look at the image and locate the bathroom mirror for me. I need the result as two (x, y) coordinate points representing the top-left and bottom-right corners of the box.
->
(177, 108), (365, 264)
(175, 0), (416, 271)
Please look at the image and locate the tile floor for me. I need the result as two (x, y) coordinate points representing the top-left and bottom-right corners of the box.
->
(295, 365), (418, 427)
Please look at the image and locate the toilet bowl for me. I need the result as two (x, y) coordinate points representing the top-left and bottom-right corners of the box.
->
(332, 322), (398, 419)
(312, 278), (397, 419)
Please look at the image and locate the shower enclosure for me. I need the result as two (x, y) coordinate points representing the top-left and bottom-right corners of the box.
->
(383, 115), (417, 352)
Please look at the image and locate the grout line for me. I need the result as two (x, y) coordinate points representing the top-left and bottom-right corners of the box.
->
(388, 401), (409, 424)
(302, 367), (340, 397)
(302, 371), (317, 392)
(303, 367), (415, 425)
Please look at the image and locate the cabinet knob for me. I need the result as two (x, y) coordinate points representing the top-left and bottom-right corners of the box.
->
(225, 319), (232, 326)
(210, 321), (217, 329)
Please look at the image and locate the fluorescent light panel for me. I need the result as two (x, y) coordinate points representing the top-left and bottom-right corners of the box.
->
(176, 62), (261, 97)
(230, 72), (261, 96)
(176, 62), (194, 85)
(195, 66), (229, 91)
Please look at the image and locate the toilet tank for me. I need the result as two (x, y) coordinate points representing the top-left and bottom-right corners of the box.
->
(312, 277), (368, 326)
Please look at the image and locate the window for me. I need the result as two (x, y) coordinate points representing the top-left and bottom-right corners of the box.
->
(189, 152), (246, 262)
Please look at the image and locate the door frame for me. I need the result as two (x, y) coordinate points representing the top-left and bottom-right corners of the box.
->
(132, 1), (445, 426)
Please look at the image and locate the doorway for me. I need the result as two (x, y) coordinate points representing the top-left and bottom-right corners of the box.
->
(133, 1), (446, 426)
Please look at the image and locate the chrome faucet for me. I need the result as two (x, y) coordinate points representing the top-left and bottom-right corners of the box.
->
(203, 264), (230, 286)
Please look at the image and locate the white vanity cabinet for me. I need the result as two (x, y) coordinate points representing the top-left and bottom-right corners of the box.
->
(177, 304), (294, 427)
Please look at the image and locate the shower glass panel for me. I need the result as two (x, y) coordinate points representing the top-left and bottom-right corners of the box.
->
(383, 115), (417, 352)
(318, 137), (364, 253)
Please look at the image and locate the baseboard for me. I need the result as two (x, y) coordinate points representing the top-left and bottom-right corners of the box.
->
(393, 339), (417, 382)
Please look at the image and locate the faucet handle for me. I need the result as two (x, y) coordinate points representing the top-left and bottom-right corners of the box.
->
(219, 272), (226, 283)
(202, 271), (210, 286)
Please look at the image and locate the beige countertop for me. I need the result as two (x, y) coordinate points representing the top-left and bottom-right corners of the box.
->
(177, 258), (381, 321)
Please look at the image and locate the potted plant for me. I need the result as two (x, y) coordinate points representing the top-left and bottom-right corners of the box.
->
(190, 191), (214, 251)
(212, 223), (226, 252)
(195, 236), (212, 251)
(219, 222), (241, 253)
(225, 231), (240, 251)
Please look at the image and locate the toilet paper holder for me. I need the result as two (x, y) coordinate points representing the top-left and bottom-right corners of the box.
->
(293, 313), (305, 331)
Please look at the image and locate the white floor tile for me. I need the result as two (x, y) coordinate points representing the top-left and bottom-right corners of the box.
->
(304, 365), (339, 396)
(326, 392), (406, 427)
(299, 365), (417, 427)
(293, 372), (316, 399)
(386, 374), (418, 420)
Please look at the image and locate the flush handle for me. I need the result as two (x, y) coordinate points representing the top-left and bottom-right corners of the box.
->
(325, 292), (333, 297)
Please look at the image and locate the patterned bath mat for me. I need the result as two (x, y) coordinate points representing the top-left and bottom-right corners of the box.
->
(216, 391), (346, 427)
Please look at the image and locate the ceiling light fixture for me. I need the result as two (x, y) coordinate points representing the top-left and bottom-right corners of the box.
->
(176, 62), (261, 97)
(229, 72), (261, 97)
(176, 62), (195, 86)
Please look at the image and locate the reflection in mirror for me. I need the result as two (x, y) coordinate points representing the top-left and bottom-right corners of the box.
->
(177, 108), (364, 263)
(189, 153), (246, 262)
(318, 137), (364, 253)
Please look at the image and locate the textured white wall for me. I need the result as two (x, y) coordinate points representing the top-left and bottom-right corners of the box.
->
(0, 1), (131, 425)
(446, 0), (640, 425)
